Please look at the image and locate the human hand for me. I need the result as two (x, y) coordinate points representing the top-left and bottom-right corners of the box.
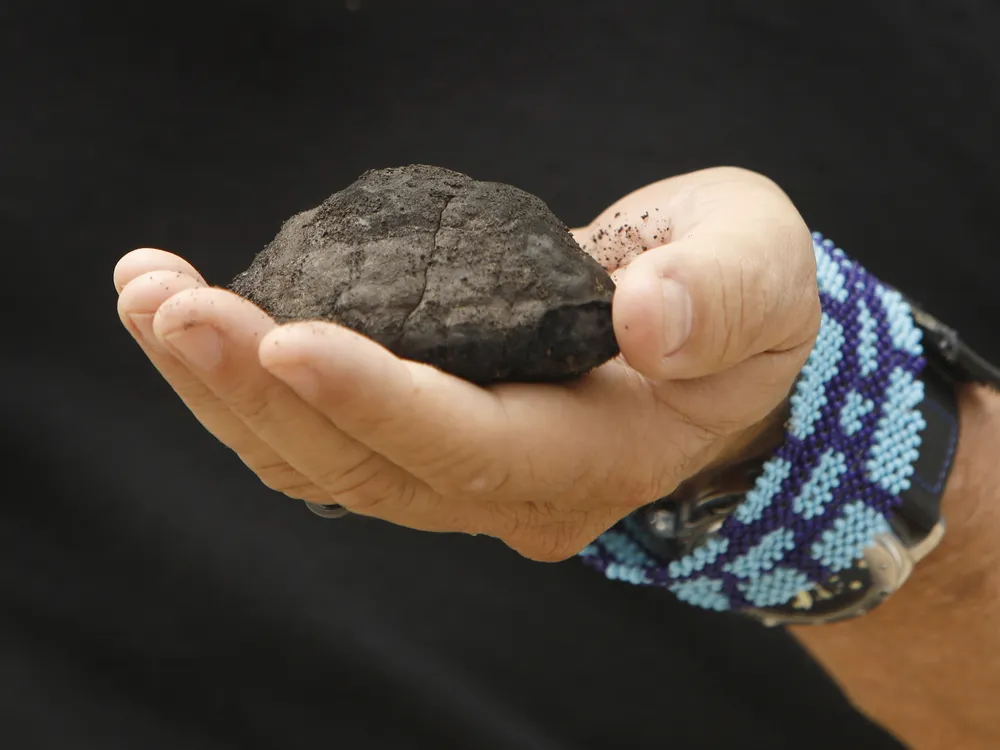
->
(114, 167), (819, 561)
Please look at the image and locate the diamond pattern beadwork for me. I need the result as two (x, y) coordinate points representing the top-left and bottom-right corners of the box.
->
(578, 233), (927, 611)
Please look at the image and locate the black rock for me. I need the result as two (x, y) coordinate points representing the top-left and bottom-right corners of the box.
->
(229, 165), (619, 384)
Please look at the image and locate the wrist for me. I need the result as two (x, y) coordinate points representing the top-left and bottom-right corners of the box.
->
(792, 384), (1000, 749)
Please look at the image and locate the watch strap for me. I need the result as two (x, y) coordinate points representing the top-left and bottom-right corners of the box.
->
(580, 233), (950, 618)
(746, 352), (959, 622)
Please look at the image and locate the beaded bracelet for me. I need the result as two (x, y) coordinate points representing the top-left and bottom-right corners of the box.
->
(579, 233), (928, 613)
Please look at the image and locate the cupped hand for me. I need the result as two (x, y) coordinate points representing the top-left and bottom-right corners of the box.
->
(115, 167), (819, 561)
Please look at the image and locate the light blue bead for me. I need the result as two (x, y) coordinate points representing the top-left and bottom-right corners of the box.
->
(814, 240), (849, 303)
(733, 458), (793, 525)
(723, 529), (795, 579)
(599, 529), (654, 568)
(810, 501), (891, 572)
(875, 285), (924, 356)
(579, 233), (930, 616)
(739, 567), (813, 607)
(789, 312), (845, 441)
(866, 367), (926, 493)
(856, 301), (879, 376)
(669, 576), (730, 612)
(607, 563), (650, 585)
(667, 536), (730, 578)
(792, 449), (848, 520)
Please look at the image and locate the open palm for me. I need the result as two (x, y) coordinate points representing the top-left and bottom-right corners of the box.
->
(115, 167), (818, 561)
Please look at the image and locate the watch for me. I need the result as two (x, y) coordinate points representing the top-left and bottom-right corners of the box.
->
(631, 299), (1000, 626)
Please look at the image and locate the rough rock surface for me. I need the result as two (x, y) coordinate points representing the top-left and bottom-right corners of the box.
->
(229, 165), (618, 384)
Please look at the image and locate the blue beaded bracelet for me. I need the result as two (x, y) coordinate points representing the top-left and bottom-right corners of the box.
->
(579, 232), (928, 612)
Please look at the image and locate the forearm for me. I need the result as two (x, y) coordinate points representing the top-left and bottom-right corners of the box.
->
(792, 384), (1000, 749)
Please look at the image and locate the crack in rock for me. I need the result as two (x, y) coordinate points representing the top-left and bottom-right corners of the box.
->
(228, 165), (619, 384)
(400, 191), (457, 338)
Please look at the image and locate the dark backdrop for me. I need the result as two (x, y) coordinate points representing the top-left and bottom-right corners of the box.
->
(3, 1), (998, 748)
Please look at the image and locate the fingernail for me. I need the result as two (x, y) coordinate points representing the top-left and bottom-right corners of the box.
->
(267, 364), (319, 401)
(127, 313), (166, 352)
(660, 278), (693, 357)
(164, 325), (223, 370)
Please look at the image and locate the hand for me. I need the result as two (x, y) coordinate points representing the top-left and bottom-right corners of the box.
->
(114, 167), (819, 561)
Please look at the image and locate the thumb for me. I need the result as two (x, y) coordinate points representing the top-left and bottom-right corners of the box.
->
(612, 224), (818, 381)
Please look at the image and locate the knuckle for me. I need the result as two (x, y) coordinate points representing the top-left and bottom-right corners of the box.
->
(180, 388), (224, 417)
(321, 457), (422, 518)
(230, 386), (275, 423)
(348, 479), (418, 517)
(298, 488), (338, 504)
(321, 452), (385, 498)
(255, 460), (319, 500)
(218, 375), (282, 425)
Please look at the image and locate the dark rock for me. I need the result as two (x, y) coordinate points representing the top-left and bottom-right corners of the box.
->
(229, 165), (618, 384)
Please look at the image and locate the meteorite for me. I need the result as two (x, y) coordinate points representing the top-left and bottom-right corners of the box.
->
(230, 165), (618, 384)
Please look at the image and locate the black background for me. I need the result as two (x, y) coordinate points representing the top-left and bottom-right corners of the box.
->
(3, 1), (998, 747)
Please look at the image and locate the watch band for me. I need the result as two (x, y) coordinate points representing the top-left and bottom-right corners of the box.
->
(580, 233), (1000, 624)
(744, 297), (1000, 624)
(622, 330), (961, 624)
(742, 349), (959, 624)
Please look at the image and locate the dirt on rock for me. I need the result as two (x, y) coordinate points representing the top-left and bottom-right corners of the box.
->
(229, 165), (619, 384)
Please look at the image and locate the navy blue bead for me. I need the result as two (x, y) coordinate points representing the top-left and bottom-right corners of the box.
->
(579, 232), (927, 613)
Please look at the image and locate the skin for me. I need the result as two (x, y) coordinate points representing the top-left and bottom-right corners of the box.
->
(114, 166), (819, 560)
(115, 166), (999, 745)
